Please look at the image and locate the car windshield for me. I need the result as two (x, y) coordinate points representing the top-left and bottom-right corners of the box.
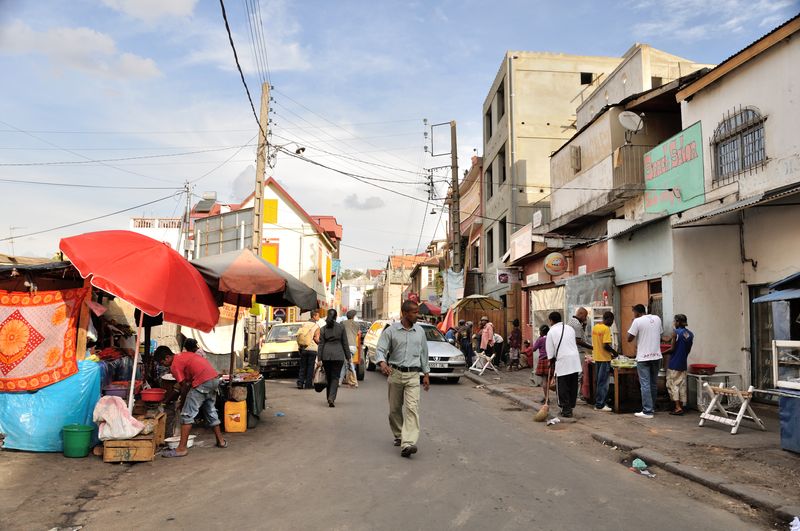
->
(267, 324), (303, 341)
(421, 325), (446, 342)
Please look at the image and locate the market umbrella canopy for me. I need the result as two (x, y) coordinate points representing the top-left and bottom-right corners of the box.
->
(452, 294), (503, 312)
(191, 249), (285, 305)
(418, 301), (442, 316)
(59, 230), (220, 332)
(191, 249), (318, 311)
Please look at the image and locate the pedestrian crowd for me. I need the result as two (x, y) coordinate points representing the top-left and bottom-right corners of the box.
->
(450, 304), (694, 419)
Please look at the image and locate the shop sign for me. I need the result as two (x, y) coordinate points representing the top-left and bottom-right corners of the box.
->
(543, 252), (567, 276)
(644, 121), (705, 215)
(497, 268), (511, 284)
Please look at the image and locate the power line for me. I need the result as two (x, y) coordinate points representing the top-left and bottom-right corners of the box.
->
(190, 134), (258, 183)
(242, 0), (267, 83)
(0, 128), (255, 135)
(219, 0), (263, 139)
(252, 0), (272, 85)
(0, 144), (256, 167)
(0, 178), (181, 190)
(0, 120), (177, 184)
(0, 192), (181, 242)
(271, 132), (424, 176)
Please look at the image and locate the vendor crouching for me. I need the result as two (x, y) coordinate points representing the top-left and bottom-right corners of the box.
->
(156, 347), (227, 457)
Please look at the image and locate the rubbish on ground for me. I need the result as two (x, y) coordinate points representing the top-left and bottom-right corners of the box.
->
(475, 384), (485, 389)
(492, 378), (501, 381)
(632, 458), (648, 470)
(546, 417), (561, 426)
(639, 469), (656, 478)
(790, 516), (799, 531)
(275, 411), (286, 417)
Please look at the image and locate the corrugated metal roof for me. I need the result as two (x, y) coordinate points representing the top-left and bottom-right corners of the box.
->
(673, 194), (763, 226)
(752, 288), (800, 303)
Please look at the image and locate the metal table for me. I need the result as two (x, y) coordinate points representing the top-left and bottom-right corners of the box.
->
(686, 371), (741, 410)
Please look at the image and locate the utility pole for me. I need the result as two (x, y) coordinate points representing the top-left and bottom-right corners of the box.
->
(251, 81), (271, 256)
(182, 181), (192, 259)
(449, 121), (462, 273)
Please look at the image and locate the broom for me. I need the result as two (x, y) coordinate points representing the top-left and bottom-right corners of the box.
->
(534, 321), (565, 423)
(534, 374), (551, 422)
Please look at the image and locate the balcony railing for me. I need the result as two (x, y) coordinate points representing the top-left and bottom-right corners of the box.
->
(131, 217), (182, 229)
(612, 144), (654, 195)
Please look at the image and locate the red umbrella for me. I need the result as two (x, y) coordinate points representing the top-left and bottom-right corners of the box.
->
(60, 230), (219, 332)
(60, 230), (221, 411)
(418, 301), (442, 316)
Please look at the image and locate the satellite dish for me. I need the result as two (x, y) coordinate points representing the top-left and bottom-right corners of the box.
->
(619, 111), (644, 132)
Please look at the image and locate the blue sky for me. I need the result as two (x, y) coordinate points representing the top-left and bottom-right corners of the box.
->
(1, 0), (798, 268)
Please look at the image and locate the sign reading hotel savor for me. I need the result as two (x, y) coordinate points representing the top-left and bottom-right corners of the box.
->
(643, 122), (705, 215)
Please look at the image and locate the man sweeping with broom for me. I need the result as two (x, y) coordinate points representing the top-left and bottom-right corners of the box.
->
(535, 312), (582, 420)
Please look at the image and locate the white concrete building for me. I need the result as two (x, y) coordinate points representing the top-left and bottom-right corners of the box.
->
(341, 276), (375, 318)
(667, 15), (800, 391)
(129, 217), (183, 252)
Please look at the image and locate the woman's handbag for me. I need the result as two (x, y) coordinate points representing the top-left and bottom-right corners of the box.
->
(312, 362), (327, 393)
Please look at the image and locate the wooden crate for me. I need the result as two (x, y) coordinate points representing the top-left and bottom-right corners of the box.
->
(103, 434), (155, 463)
(135, 412), (166, 447)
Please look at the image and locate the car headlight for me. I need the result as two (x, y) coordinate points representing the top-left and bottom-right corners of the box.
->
(451, 354), (465, 363)
(267, 353), (278, 360)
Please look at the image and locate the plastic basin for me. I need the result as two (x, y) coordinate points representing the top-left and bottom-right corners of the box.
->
(689, 363), (717, 375)
(62, 424), (94, 458)
(102, 386), (128, 399)
(140, 388), (166, 402)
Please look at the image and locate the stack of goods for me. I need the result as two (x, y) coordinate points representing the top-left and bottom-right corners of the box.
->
(611, 357), (637, 368)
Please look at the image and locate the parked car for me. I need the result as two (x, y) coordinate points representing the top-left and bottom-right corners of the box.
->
(348, 320), (372, 381)
(364, 321), (466, 383)
(364, 320), (392, 372)
(419, 324), (466, 383)
(258, 322), (304, 376)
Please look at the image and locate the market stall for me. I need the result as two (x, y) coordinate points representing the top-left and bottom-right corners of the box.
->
(0, 260), (100, 452)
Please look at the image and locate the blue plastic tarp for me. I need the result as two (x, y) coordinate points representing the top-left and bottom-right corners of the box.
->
(0, 360), (101, 452)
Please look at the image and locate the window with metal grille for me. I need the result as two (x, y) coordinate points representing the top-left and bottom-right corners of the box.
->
(712, 107), (766, 184)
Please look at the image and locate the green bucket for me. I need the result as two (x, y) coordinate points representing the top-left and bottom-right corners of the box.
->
(62, 424), (94, 458)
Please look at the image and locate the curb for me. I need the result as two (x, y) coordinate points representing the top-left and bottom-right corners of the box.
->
(592, 433), (797, 523)
(465, 372), (798, 523)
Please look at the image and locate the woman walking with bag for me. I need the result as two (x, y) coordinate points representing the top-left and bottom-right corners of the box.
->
(317, 309), (351, 407)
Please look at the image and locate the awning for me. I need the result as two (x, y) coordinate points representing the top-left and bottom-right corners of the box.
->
(673, 194), (763, 227)
(674, 184), (800, 227)
(752, 288), (800, 303)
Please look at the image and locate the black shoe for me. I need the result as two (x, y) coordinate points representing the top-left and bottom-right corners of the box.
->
(328, 400), (335, 407)
(401, 445), (418, 458)
(561, 411), (573, 418)
(296, 383), (304, 389)
(393, 438), (401, 446)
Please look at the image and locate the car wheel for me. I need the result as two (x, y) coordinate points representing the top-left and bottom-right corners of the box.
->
(366, 350), (376, 371)
(356, 360), (365, 381)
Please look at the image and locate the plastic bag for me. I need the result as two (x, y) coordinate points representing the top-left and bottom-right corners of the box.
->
(345, 363), (358, 387)
(92, 395), (144, 440)
(0, 360), (101, 451)
(313, 363), (326, 393)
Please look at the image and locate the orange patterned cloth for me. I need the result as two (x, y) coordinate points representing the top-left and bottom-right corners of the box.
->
(0, 288), (89, 392)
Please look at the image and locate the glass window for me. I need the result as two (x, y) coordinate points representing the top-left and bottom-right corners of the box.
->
(267, 324), (303, 341)
(421, 325), (446, 342)
(713, 107), (766, 184)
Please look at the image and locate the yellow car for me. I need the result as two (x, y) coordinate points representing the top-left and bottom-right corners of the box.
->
(259, 322), (304, 376)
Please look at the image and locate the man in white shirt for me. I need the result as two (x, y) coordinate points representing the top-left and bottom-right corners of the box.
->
(546, 311), (582, 418)
(627, 304), (663, 419)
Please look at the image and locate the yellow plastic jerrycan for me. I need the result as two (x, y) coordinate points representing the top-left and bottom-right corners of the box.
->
(224, 400), (247, 433)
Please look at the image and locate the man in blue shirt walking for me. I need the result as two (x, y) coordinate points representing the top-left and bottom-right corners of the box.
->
(376, 300), (430, 458)
(663, 314), (694, 415)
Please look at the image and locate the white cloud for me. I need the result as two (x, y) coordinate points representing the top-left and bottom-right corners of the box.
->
(0, 20), (161, 79)
(630, 0), (797, 42)
(99, 0), (198, 22)
(343, 193), (386, 210)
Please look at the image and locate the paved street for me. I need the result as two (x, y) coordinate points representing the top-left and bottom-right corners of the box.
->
(1, 372), (771, 531)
